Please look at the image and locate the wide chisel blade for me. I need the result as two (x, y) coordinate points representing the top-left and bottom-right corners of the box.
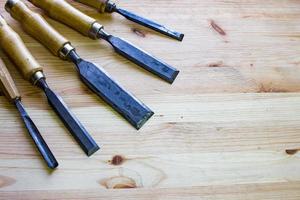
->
(69, 51), (154, 130)
(37, 79), (99, 156)
(15, 99), (58, 169)
(116, 8), (184, 41)
(100, 34), (179, 84)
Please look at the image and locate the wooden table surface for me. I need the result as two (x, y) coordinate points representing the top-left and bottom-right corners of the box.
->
(0, 0), (300, 199)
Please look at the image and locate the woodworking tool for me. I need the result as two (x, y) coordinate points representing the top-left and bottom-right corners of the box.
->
(25, 0), (180, 84)
(0, 56), (58, 169)
(6, 0), (154, 130)
(74, 0), (184, 41)
(0, 15), (99, 156)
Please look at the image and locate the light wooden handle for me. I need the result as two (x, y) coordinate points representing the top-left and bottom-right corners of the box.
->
(0, 57), (20, 101)
(8, 0), (70, 57)
(75, 0), (107, 13)
(0, 15), (43, 81)
(29, 0), (99, 37)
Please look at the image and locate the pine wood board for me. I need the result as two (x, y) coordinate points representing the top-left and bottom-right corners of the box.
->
(0, 0), (300, 199)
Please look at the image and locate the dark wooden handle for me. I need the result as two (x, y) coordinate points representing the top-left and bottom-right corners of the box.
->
(0, 57), (20, 101)
(8, 0), (69, 57)
(0, 15), (43, 81)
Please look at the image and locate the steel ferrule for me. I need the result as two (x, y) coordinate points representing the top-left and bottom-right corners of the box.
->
(105, 0), (116, 13)
(59, 43), (75, 60)
(88, 22), (103, 39)
(31, 71), (45, 85)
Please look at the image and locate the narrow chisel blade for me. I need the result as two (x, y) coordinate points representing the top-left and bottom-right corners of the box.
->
(69, 51), (154, 130)
(37, 79), (99, 156)
(102, 35), (179, 84)
(15, 99), (58, 169)
(116, 8), (184, 41)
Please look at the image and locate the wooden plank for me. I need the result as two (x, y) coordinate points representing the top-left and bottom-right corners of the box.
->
(1, 93), (300, 192)
(0, 0), (300, 199)
(0, 150), (299, 190)
(1, 93), (300, 157)
(1, 182), (300, 200)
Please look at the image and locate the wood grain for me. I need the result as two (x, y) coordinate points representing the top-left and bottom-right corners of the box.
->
(0, 0), (300, 199)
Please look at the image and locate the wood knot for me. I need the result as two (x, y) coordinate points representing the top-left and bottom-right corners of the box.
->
(286, 149), (299, 155)
(0, 175), (16, 188)
(210, 20), (226, 36)
(131, 28), (146, 38)
(258, 84), (289, 93)
(100, 176), (138, 189)
(208, 61), (224, 68)
(110, 155), (125, 166)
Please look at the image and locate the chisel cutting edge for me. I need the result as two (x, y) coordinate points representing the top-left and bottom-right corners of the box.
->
(74, 0), (184, 41)
(6, 0), (154, 129)
(0, 14), (99, 156)
(0, 56), (58, 169)
(26, 0), (180, 84)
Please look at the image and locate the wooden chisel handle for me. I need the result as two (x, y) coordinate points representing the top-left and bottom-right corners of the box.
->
(28, 0), (102, 38)
(6, 0), (71, 58)
(0, 57), (20, 102)
(74, 0), (107, 13)
(0, 15), (42, 81)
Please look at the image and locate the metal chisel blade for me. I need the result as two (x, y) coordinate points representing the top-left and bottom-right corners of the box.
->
(15, 99), (58, 169)
(105, 35), (179, 84)
(37, 79), (99, 156)
(115, 8), (184, 41)
(69, 52), (154, 129)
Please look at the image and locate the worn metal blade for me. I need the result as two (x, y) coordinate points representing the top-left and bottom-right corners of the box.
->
(103, 35), (179, 84)
(14, 99), (58, 169)
(116, 8), (184, 41)
(37, 79), (99, 156)
(69, 51), (154, 129)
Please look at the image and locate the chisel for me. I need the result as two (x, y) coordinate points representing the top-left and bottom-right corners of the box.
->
(0, 15), (99, 156)
(25, 0), (180, 84)
(74, 0), (184, 41)
(5, 0), (154, 130)
(0, 56), (58, 169)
